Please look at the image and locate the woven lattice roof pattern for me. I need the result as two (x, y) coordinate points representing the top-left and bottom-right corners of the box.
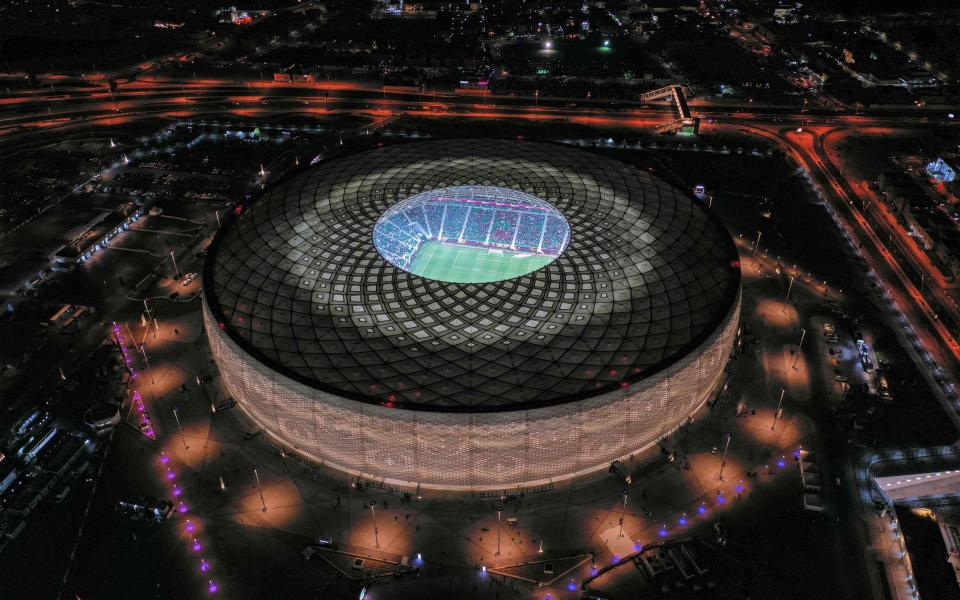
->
(205, 139), (739, 411)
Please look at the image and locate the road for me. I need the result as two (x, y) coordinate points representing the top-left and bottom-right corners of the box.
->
(0, 74), (953, 139)
(728, 123), (960, 419)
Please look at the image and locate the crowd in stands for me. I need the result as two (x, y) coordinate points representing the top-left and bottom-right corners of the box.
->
(375, 196), (570, 269)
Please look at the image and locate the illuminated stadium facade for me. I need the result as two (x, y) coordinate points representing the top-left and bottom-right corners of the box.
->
(203, 139), (741, 490)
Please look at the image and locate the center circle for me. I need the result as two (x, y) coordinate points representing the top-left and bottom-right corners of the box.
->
(372, 185), (571, 284)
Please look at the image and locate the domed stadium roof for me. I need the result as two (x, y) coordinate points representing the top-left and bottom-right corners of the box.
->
(203, 139), (740, 412)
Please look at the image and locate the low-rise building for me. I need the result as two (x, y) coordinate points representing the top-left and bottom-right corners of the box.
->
(933, 233), (960, 282)
(53, 203), (143, 268)
(927, 158), (957, 183)
(35, 434), (88, 479)
(839, 36), (935, 89)
(0, 470), (56, 518)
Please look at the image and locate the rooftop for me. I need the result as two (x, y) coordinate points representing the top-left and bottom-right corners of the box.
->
(204, 140), (740, 411)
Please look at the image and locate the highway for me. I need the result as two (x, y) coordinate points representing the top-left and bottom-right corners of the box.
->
(0, 74), (951, 138)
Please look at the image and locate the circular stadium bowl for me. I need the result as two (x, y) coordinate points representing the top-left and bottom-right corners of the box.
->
(203, 139), (741, 490)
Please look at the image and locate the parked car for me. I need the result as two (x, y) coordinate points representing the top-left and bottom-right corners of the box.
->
(310, 536), (337, 550)
(115, 496), (172, 523)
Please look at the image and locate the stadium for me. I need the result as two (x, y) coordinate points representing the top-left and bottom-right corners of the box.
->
(202, 139), (741, 490)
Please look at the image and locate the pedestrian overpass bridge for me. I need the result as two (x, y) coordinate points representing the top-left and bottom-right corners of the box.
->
(640, 85), (700, 135)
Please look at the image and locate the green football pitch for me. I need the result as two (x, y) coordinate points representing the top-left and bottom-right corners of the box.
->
(408, 240), (555, 283)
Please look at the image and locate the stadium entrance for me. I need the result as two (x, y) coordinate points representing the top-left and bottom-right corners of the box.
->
(373, 186), (571, 284)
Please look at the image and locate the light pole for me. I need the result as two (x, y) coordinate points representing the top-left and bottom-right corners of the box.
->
(618, 489), (628, 538)
(791, 328), (807, 369)
(534, 89), (539, 108)
(753, 230), (762, 254)
(170, 250), (180, 280)
(771, 388), (786, 430)
(495, 504), (503, 556)
(586, 90), (591, 124)
(172, 406), (188, 450)
(138, 342), (152, 370)
(783, 275), (795, 308)
(366, 500), (380, 548)
(718, 433), (732, 481)
(254, 464), (267, 512)
(124, 322), (154, 384)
